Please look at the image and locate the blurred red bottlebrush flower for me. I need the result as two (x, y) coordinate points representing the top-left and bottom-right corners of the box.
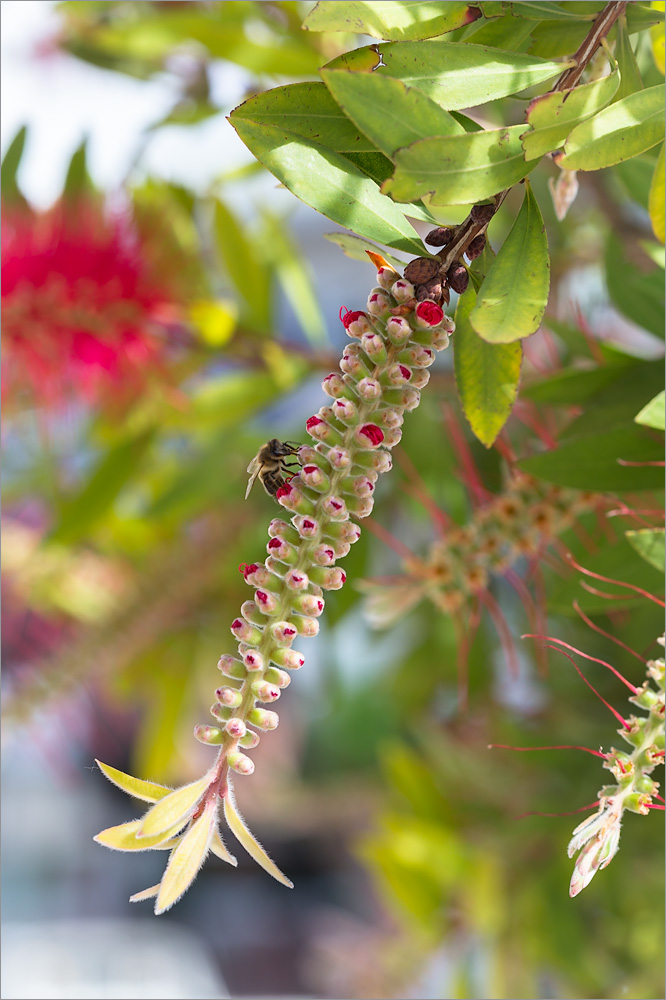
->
(2, 197), (183, 410)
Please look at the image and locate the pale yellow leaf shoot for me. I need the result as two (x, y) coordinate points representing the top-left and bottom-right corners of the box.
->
(155, 799), (217, 914)
(94, 819), (184, 852)
(138, 775), (211, 838)
(223, 782), (294, 888)
(95, 759), (172, 803)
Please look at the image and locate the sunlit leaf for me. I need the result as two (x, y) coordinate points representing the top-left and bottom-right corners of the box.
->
(557, 85), (665, 170)
(138, 776), (210, 838)
(94, 819), (183, 851)
(648, 142), (665, 243)
(651, 0), (666, 72)
(324, 232), (406, 269)
(129, 884), (161, 903)
(385, 126), (538, 206)
(303, 1), (480, 40)
(507, 2), (596, 20)
(626, 528), (666, 572)
(189, 299), (238, 347)
(223, 782), (294, 888)
(469, 183), (549, 343)
(95, 759), (172, 803)
(210, 826), (238, 867)
(229, 117), (425, 256)
(155, 799), (216, 914)
(614, 15), (644, 101)
(454, 281), (522, 447)
(322, 42), (570, 111)
(635, 390), (665, 430)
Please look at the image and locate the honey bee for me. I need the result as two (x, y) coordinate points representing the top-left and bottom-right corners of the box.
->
(245, 439), (302, 499)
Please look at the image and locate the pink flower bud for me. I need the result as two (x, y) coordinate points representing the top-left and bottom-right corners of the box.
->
(325, 520), (362, 543)
(225, 717), (247, 739)
(239, 562), (273, 587)
(339, 307), (370, 337)
(210, 702), (233, 722)
(352, 449), (392, 473)
(332, 398), (359, 425)
(360, 332), (388, 363)
(391, 279), (415, 302)
(383, 364), (412, 385)
(367, 290), (390, 316)
(217, 654), (246, 679)
(266, 536), (297, 564)
(322, 495), (348, 519)
(285, 568), (309, 591)
(309, 566), (346, 590)
(215, 686), (243, 708)
(228, 751), (255, 775)
(276, 481), (316, 515)
(251, 680), (281, 703)
(322, 372), (347, 397)
(355, 423), (384, 448)
(385, 316), (413, 345)
(415, 300), (444, 327)
(193, 724), (224, 745)
(326, 446), (352, 470)
(264, 666), (291, 689)
(312, 543), (337, 565)
(268, 518), (294, 538)
(241, 600), (267, 626)
(243, 649), (264, 672)
(340, 354), (370, 380)
(431, 329), (450, 351)
(344, 495), (374, 517)
(271, 621), (298, 646)
(293, 515), (319, 538)
(356, 377), (382, 401)
(382, 386), (421, 411)
(410, 368), (431, 389)
(231, 618), (262, 644)
(376, 265), (399, 289)
(273, 648), (305, 670)
(306, 415), (342, 445)
(248, 707), (280, 731)
(376, 408), (403, 430)
(291, 593), (325, 616)
(239, 730), (261, 748)
(343, 474), (375, 498)
(293, 616), (319, 636)
(381, 427), (403, 448)
(264, 555), (286, 578)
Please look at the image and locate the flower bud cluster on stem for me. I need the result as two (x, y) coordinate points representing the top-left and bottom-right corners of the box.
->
(94, 259), (454, 912)
(567, 638), (665, 897)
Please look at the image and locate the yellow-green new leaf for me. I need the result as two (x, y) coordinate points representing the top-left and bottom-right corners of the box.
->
(210, 826), (238, 867)
(95, 759), (172, 803)
(138, 776), (210, 838)
(94, 819), (184, 852)
(129, 884), (161, 904)
(454, 283), (522, 447)
(558, 85), (665, 170)
(648, 142), (665, 243)
(635, 389), (665, 430)
(469, 183), (550, 344)
(304, 1), (479, 41)
(155, 800), (216, 915)
(224, 783), (294, 888)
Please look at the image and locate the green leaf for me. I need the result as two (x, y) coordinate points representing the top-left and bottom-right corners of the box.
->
(213, 199), (271, 333)
(508, 2), (596, 20)
(320, 69), (464, 160)
(522, 364), (635, 404)
(63, 138), (94, 200)
(560, 360), (664, 439)
(259, 208), (328, 346)
(635, 390), (665, 430)
(461, 11), (535, 51)
(229, 117), (425, 256)
(138, 776), (210, 838)
(1, 125), (28, 204)
(323, 232), (406, 269)
(521, 59), (619, 160)
(94, 819), (183, 852)
(49, 430), (154, 545)
(155, 800), (216, 914)
(614, 16), (644, 101)
(322, 41), (570, 111)
(557, 85), (665, 170)
(518, 426), (665, 491)
(454, 282), (522, 447)
(95, 759), (172, 803)
(605, 233), (664, 339)
(649, 142), (665, 243)
(303, 0), (479, 40)
(385, 126), (538, 206)
(469, 182), (549, 343)
(625, 528), (665, 572)
(224, 782), (294, 888)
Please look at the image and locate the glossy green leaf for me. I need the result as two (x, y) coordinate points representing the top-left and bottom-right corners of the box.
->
(320, 70), (464, 160)
(303, 0), (479, 40)
(454, 283), (522, 447)
(322, 42), (570, 111)
(95, 759), (172, 803)
(138, 776), (210, 838)
(521, 60), (619, 159)
(224, 783), (294, 888)
(558, 85), (665, 170)
(323, 232), (406, 269)
(385, 126), (537, 206)
(648, 142), (665, 243)
(155, 799), (216, 914)
(461, 11), (536, 51)
(605, 233), (664, 338)
(508, 2), (596, 20)
(561, 361), (664, 439)
(259, 208), (327, 346)
(213, 199), (271, 333)
(518, 426), (664, 490)
(626, 528), (665, 572)
(635, 390), (665, 430)
(49, 430), (154, 545)
(94, 819), (183, 852)
(614, 16), (644, 101)
(229, 117), (425, 256)
(469, 183), (549, 343)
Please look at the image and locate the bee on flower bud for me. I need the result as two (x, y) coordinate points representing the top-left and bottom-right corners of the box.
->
(245, 439), (302, 499)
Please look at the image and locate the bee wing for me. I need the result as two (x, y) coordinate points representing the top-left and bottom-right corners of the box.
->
(245, 463), (262, 500)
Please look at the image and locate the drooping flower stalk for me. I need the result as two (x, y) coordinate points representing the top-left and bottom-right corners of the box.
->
(567, 638), (665, 896)
(95, 257), (454, 913)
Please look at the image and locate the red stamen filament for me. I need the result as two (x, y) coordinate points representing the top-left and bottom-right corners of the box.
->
(489, 744), (607, 758)
(523, 633), (637, 692)
(573, 600), (647, 664)
(565, 551), (665, 607)
(543, 644), (630, 728)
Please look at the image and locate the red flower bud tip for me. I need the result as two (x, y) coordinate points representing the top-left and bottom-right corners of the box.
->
(359, 424), (384, 447)
(415, 300), (444, 327)
(399, 365), (412, 380)
(231, 619), (243, 630)
(303, 464), (317, 474)
(225, 717), (247, 738)
(294, 516), (318, 538)
(341, 571), (346, 584)
(385, 316), (412, 342)
(391, 279), (415, 303)
(275, 482), (293, 500)
(323, 496), (347, 519)
(267, 538), (282, 550)
(367, 292), (390, 315)
(376, 265), (399, 289)
(239, 563), (259, 578)
(356, 377), (382, 401)
(306, 415), (324, 431)
(327, 446), (351, 469)
(286, 569), (309, 590)
(339, 307), (365, 329)
(243, 650), (264, 671)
